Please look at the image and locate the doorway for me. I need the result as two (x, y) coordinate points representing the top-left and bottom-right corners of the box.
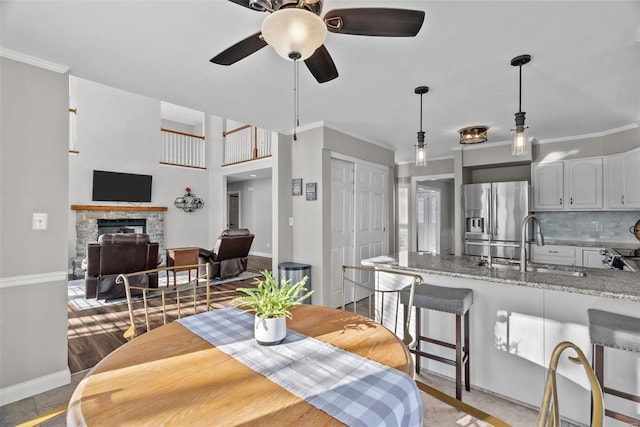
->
(416, 187), (440, 253)
(227, 192), (240, 229)
(412, 175), (455, 255)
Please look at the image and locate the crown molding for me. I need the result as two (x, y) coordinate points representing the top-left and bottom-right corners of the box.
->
(0, 48), (69, 74)
(534, 123), (639, 145)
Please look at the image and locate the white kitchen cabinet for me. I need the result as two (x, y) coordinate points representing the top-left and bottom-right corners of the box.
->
(582, 249), (606, 269)
(531, 245), (607, 268)
(604, 147), (640, 209)
(532, 158), (603, 211)
(530, 245), (576, 266)
(532, 162), (564, 210)
(565, 158), (603, 209)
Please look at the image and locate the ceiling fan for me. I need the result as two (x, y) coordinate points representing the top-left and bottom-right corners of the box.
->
(210, 0), (425, 83)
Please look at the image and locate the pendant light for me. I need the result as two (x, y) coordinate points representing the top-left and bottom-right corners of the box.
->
(510, 54), (532, 156)
(414, 86), (429, 167)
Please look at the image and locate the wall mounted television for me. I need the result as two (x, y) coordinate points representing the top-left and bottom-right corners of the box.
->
(92, 170), (153, 202)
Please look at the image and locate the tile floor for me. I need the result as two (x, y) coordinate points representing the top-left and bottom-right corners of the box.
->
(1, 369), (540, 427)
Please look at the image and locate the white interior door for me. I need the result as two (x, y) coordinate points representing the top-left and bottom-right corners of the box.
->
(227, 192), (240, 229)
(417, 187), (440, 253)
(330, 159), (354, 308)
(330, 158), (389, 308)
(354, 163), (388, 297)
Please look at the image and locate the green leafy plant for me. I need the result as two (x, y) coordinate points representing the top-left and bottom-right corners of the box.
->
(233, 270), (313, 320)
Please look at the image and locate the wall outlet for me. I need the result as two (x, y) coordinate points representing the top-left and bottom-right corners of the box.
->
(32, 212), (48, 230)
(289, 217), (294, 226)
(595, 222), (604, 232)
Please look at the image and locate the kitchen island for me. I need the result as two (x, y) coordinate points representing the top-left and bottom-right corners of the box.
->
(363, 252), (639, 425)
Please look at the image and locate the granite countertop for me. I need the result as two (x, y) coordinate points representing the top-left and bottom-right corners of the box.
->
(362, 252), (640, 302)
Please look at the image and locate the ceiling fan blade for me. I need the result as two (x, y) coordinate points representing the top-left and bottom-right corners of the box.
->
(227, 0), (253, 10)
(304, 45), (338, 84)
(210, 32), (267, 66)
(324, 8), (425, 37)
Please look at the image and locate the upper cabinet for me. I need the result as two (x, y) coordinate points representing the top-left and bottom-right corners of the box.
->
(604, 147), (640, 209)
(532, 158), (602, 211)
(532, 162), (564, 210)
(565, 158), (603, 209)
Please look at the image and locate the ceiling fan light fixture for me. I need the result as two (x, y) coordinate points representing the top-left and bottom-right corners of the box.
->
(458, 126), (489, 144)
(261, 8), (327, 61)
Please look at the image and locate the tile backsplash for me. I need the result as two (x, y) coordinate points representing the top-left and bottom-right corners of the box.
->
(535, 211), (640, 244)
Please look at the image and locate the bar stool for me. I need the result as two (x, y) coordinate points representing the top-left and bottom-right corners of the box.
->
(401, 284), (473, 401)
(587, 308), (640, 425)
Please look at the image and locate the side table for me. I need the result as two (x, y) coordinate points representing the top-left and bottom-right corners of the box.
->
(166, 247), (199, 286)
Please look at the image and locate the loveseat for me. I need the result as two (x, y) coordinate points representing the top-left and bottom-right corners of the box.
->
(199, 228), (254, 279)
(85, 233), (159, 300)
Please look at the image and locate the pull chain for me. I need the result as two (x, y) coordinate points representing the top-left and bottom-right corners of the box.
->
(293, 58), (299, 141)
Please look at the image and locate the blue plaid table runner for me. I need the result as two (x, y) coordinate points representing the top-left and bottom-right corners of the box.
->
(178, 307), (423, 427)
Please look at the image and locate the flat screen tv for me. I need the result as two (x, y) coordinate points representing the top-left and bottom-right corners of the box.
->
(92, 170), (152, 202)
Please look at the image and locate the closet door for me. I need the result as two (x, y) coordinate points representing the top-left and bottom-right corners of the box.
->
(330, 158), (389, 308)
(330, 159), (354, 308)
(354, 163), (388, 267)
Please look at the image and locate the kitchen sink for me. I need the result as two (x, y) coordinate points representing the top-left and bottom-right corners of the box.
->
(485, 262), (587, 277)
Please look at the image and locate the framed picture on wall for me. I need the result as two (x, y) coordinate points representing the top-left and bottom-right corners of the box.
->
(306, 182), (317, 201)
(292, 178), (303, 196)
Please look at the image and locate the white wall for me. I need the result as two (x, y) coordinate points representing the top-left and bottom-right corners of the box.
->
(227, 177), (273, 256)
(0, 58), (70, 404)
(291, 127), (325, 302)
(68, 77), (211, 263)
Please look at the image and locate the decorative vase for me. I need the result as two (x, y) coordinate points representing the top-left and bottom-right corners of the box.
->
(254, 315), (287, 345)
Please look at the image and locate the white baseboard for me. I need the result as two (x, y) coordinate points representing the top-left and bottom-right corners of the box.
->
(0, 271), (67, 289)
(0, 368), (71, 406)
(249, 251), (272, 258)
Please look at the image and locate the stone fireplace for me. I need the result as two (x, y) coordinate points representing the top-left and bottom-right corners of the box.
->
(71, 205), (167, 262)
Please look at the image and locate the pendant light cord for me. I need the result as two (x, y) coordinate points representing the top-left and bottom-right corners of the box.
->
(419, 92), (423, 132)
(518, 64), (522, 113)
(293, 58), (299, 141)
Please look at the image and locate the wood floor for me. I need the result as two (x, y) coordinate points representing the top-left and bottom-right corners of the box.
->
(67, 255), (272, 373)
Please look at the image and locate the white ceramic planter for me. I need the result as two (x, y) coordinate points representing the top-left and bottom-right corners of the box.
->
(254, 315), (287, 345)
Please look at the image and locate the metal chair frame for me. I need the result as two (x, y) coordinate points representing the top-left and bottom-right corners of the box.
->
(537, 341), (604, 427)
(340, 265), (423, 346)
(592, 343), (640, 425)
(116, 263), (211, 340)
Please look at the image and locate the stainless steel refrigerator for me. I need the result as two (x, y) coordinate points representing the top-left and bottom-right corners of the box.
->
(463, 181), (529, 259)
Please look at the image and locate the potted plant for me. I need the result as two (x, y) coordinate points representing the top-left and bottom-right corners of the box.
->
(233, 269), (313, 345)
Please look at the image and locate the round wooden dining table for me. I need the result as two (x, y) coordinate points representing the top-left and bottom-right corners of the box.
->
(67, 304), (415, 426)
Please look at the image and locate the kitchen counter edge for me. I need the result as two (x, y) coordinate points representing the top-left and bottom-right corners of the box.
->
(362, 253), (640, 302)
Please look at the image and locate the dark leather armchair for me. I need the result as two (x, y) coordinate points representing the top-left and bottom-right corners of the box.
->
(199, 229), (254, 279)
(85, 233), (159, 300)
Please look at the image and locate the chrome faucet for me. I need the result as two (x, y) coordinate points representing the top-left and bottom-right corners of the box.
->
(520, 214), (545, 272)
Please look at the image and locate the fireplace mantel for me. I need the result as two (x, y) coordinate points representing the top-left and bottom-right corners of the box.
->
(71, 205), (168, 212)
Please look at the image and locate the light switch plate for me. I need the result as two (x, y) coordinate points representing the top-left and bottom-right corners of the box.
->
(33, 213), (48, 230)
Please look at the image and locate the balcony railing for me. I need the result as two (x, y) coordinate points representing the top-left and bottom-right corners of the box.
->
(223, 125), (272, 166)
(160, 128), (206, 169)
